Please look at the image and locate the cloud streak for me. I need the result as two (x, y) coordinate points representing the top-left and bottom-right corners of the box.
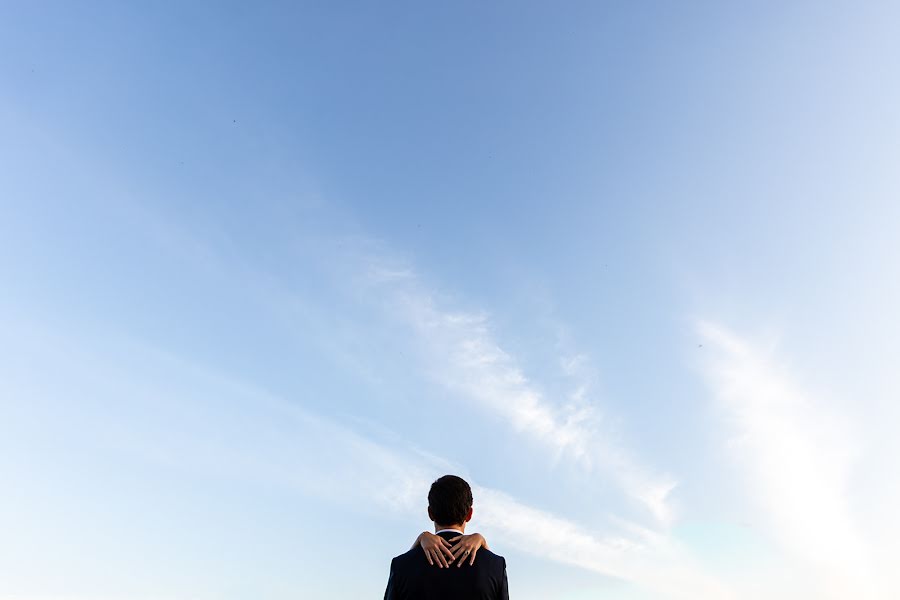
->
(475, 487), (733, 600)
(697, 321), (880, 599)
(361, 261), (677, 524)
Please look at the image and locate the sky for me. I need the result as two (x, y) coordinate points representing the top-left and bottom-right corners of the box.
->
(2, 1), (900, 599)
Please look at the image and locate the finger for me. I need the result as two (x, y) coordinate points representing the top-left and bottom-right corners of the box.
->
(469, 547), (479, 566)
(448, 536), (461, 543)
(438, 548), (451, 568)
(423, 547), (434, 566)
(440, 544), (455, 560)
(457, 549), (471, 567)
(435, 548), (446, 568)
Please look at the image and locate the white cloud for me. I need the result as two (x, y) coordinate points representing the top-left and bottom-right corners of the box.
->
(475, 487), (734, 600)
(697, 321), (881, 598)
(363, 265), (677, 524)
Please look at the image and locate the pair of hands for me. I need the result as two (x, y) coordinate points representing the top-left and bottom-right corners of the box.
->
(414, 531), (489, 568)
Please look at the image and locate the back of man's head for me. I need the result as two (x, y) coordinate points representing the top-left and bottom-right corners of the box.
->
(428, 475), (473, 527)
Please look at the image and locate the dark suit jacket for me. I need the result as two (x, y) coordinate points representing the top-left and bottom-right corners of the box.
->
(384, 531), (509, 600)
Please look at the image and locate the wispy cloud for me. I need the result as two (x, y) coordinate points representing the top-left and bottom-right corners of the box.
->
(360, 260), (676, 524)
(475, 487), (733, 600)
(697, 321), (880, 598)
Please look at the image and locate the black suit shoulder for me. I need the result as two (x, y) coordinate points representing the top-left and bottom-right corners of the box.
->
(386, 546), (508, 600)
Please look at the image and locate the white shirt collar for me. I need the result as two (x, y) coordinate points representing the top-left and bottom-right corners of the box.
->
(435, 528), (464, 535)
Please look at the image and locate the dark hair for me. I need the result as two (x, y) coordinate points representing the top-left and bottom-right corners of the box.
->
(428, 475), (473, 526)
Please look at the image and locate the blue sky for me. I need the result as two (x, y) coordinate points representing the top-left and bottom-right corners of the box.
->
(2, 2), (899, 598)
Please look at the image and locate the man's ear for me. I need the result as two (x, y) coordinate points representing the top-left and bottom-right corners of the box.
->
(427, 506), (434, 522)
(464, 507), (473, 523)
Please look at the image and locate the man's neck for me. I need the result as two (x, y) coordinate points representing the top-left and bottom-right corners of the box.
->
(434, 523), (466, 534)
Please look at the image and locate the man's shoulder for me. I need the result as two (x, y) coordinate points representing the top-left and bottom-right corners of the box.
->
(474, 548), (506, 569)
(391, 547), (425, 567)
